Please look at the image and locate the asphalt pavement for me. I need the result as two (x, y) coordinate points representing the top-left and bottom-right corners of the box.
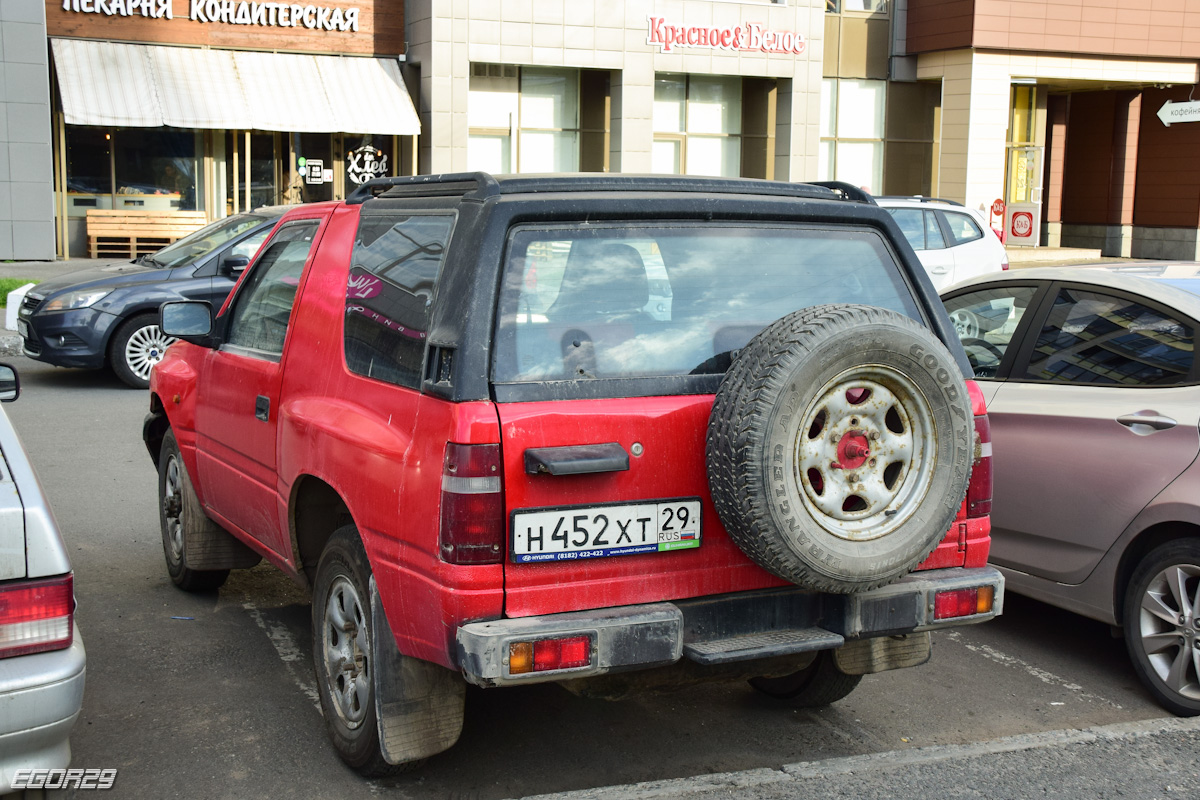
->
(529, 716), (1200, 800)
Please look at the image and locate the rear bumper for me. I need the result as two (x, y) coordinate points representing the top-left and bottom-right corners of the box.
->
(0, 628), (86, 792)
(457, 566), (1003, 687)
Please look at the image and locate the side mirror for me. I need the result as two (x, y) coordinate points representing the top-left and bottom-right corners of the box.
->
(222, 255), (251, 276)
(160, 300), (214, 345)
(0, 364), (20, 402)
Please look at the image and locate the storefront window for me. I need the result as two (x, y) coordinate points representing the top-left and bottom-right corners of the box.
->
(113, 129), (201, 211)
(652, 74), (742, 177)
(819, 78), (885, 192)
(64, 127), (111, 217)
(468, 65), (581, 174)
(227, 132), (280, 212)
(345, 134), (395, 190)
(64, 126), (204, 217)
(827, 0), (890, 13)
(284, 133), (334, 204)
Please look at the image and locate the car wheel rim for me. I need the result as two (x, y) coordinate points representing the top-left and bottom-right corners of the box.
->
(949, 310), (979, 339)
(794, 366), (936, 542)
(321, 575), (370, 728)
(1137, 562), (1200, 702)
(162, 456), (184, 564)
(125, 324), (178, 382)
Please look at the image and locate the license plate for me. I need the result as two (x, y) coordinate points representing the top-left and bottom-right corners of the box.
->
(16, 319), (27, 338)
(511, 498), (702, 563)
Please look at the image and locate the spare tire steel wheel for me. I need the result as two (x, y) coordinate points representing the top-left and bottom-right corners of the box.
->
(707, 304), (974, 593)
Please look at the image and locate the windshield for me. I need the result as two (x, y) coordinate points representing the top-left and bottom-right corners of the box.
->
(493, 222), (920, 383)
(147, 214), (270, 269)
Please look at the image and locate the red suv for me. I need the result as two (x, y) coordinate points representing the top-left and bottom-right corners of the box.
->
(144, 174), (1001, 775)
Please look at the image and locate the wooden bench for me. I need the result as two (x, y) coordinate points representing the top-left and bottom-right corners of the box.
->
(86, 210), (209, 259)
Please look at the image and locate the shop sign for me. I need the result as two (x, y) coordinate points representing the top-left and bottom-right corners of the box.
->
(346, 145), (388, 185)
(646, 16), (806, 55)
(1010, 211), (1033, 239)
(60, 0), (361, 31)
(1157, 100), (1200, 127)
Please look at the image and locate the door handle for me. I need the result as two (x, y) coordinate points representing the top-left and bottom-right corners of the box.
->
(1117, 412), (1176, 432)
(524, 443), (629, 475)
(255, 395), (270, 422)
(931, 266), (949, 274)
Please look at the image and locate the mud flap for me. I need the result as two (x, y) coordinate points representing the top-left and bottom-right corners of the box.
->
(181, 519), (261, 571)
(370, 577), (465, 765)
(832, 631), (931, 675)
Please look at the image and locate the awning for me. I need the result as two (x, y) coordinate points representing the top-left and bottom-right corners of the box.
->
(51, 38), (421, 135)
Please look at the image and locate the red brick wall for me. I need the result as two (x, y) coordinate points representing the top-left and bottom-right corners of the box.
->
(908, 0), (1200, 58)
(1135, 88), (1200, 228)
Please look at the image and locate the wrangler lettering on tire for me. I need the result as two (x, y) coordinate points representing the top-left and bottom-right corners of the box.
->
(706, 304), (974, 593)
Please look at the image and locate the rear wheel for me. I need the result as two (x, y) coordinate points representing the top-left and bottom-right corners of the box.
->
(158, 429), (229, 592)
(749, 651), (863, 707)
(312, 526), (415, 776)
(110, 313), (177, 389)
(1124, 541), (1200, 716)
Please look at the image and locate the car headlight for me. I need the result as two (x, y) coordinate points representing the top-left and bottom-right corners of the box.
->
(41, 289), (111, 312)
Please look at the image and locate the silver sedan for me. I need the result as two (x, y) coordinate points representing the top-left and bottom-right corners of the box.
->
(941, 264), (1200, 716)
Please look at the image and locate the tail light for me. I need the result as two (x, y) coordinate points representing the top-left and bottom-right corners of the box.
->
(439, 443), (504, 565)
(1000, 251), (1010, 271)
(0, 573), (74, 659)
(934, 585), (995, 619)
(965, 380), (992, 518)
(509, 635), (593, 675)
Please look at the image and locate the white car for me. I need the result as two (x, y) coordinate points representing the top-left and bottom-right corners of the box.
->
(0, 364), (85, 793)
(876, 196), (1009, 291)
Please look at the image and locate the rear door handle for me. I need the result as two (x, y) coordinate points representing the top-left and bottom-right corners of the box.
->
(1117, 412), (1176, 432)
(524, 443), (629, 475)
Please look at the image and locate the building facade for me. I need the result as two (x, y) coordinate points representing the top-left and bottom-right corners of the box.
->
(8, 0), (1200, 259)
(43, 0), (419, 257)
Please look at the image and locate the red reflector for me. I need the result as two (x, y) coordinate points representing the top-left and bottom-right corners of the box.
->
(934, 588), (979, 620)
(439, 443), (505, 565)
(533, 635), (591, 672)
(0, 574), (74, 659)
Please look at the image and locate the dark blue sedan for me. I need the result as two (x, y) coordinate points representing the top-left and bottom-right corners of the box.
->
(18, 207), (287, 388)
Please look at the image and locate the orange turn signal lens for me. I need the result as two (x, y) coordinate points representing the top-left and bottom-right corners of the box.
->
(977, 585), (995, 614)
(509, 641), (533, 675)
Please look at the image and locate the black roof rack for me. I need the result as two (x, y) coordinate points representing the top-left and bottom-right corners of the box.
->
(347, 172), (879, 205)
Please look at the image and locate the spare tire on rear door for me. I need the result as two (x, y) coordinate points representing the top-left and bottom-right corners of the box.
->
(706, 304), (973, 594)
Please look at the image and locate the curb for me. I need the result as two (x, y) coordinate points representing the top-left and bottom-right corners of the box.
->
(512, 715), (1200, 800)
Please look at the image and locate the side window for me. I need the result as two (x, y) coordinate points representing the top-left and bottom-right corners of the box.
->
(942, 211), (984, 246)
(344, 213), (455, 388)
(229, 228), (272, 260)
(888, 208), (925, 251)
(923, 210), (946, 249)
(226, 219), (320, 356)
(943, 285), (1039, 378)
(1023, 288), (1195, 386)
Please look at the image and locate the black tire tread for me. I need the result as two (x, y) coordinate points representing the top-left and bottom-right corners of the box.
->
(159, 429), (229, 593)
(707, 304), (971, 593)
(749, 651), (863, 707)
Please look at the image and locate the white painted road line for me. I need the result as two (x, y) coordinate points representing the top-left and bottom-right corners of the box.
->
(513, 716), (1200, 800)
(243, 600), (323, 712)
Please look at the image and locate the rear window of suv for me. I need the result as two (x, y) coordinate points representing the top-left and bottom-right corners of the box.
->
(492, 222), (920, 384)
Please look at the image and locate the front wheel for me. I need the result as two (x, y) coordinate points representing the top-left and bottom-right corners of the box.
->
(110, 313), (177, 389)
(312, 526), (414, 776)
(1124, 541), (1200, 716)
(749, 651), (863, 707)
(158, 429), (229, 592)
